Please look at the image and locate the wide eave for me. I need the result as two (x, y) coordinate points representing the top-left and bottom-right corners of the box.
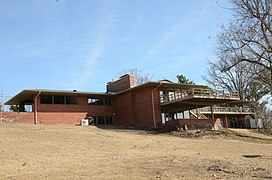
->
(4, 89), (111, 105)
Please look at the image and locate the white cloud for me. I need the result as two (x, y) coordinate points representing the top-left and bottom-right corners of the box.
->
(68, 1), (119, 89)
(142, 24), (180, 63)
(139, 1), (218, 69)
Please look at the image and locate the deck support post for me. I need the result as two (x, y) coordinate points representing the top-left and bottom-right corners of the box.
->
(225, 115), (228, 128)
(210, 105), (215, 130)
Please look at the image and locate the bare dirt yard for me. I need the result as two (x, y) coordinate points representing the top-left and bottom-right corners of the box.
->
(0, 123), (271, 180)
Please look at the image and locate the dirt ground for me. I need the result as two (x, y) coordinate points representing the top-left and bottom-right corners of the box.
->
(0, 123), (271, 180)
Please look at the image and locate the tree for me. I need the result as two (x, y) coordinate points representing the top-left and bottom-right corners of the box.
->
(204, 58), (272, 129)
(119, 68), (152, 85)
(255, 98), (272, 129)
(205, 0), (272, 129)
(203, 59), (269, 101)
(176, 75), (195, 84)
(217, 0), (272, 93)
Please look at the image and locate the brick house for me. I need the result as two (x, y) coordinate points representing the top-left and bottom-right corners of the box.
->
(3, 75), (255, 129)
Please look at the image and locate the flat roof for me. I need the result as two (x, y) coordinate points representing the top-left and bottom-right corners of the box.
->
(4, 82), (209, 105)
(4, 89), (111, 105)
(117, 81), (208, 94)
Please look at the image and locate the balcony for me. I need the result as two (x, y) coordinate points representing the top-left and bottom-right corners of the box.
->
(160, 88), (240, 104)
(197, 106), (255, 115)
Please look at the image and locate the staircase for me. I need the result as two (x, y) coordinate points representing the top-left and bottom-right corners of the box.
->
(190, 109), (208, 119)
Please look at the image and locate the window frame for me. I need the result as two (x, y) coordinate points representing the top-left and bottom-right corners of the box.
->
(40, 94), (77, 105)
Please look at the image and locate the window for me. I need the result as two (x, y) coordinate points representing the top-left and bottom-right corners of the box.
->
(54, 95), (65, 104)
(66, 96), (77, 104)
(97, 116), (105, 124)
(105, 116), (113, 124)
(104, 99), (112, 105)
(40, 95), (53, 104)
(40, 94), (77, 105)
(96, 99), (104, 105)
(88, 97), (112, 106)
(92, 116), (113, 125)
(88, 98), (99, 105)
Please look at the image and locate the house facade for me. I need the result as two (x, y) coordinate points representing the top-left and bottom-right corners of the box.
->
(3, 75), (255, 129)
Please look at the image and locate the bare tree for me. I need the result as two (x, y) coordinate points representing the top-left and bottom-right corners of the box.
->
(203, 59), (268, 101)
(204, 0), (272, 130)
(204, 57), (271, 129)
(119, 68), (152, 85)
(255, 98), (272, 129)
(218, 0), (272, 92)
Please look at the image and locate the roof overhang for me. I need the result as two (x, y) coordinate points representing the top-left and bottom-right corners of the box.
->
(160, 97), (244, 111)
(117, 82), (208, 94)
(4, 89), (112, 105)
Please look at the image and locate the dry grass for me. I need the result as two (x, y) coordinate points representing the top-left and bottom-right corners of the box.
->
(0, 123), (271, 179)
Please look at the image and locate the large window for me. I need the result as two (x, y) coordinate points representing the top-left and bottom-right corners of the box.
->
(40, 95), (53, 104)
(92, 116), (113, 125)
(66, 96), (77, 104)
(88, 97), (112, 106)
(54, 95), (65, 104)
(40, 95), (77, 105)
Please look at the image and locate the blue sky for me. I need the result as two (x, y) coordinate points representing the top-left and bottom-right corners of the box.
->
(0, 0), (233, 97)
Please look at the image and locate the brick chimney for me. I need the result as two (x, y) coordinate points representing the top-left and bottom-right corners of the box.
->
(107, 74), (135, 93)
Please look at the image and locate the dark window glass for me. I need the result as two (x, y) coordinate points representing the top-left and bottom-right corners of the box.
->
(105, 116), (109, 124)
(109, 116), (113, 124)
(92, 116), (113, 124)
(98, 116), (104, 124)
(104, 99), (112, 105)
(104, 99), (108, 105)
(66, 96), (77, 104)
(88, 97), (112, 106)
(96, 99), (104, 105)
(40, 95), (53, 104)
(54, 95), (65, 104)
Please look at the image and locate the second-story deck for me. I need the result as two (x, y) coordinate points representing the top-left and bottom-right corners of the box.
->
(160, 88), (239, 104)
(159, 88), (242, 112)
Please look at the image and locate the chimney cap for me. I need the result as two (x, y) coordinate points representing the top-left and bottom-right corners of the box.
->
(119, 74), (129, 79)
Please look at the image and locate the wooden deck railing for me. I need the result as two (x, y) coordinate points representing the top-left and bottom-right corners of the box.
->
(160, 88), (240, 103)
(197, 106), (255, 114)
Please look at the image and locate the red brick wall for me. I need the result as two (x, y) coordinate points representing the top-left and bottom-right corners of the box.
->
(5, 85), (164, 128)
(107, 75), (134, 93)
(113, 87), (162, 128)
(135, 88), (161, 128)
(12, 95), (113, 125)
(113, 91), (134, 125)
(2, 112), (94, 125)
(37, 112), (87, 124)
(1, 112), (86, 125)
(165, 119), (213, 131)
(36, 95), (114, 124)
(2, 112), (34, 124)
